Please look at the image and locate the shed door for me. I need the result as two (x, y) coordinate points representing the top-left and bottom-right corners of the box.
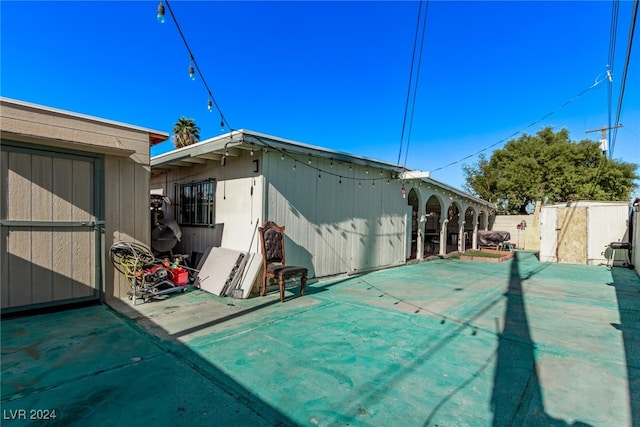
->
(556, 207), (588, 265)
(539, 207), (558, 262)
(1, 144), (103, 313)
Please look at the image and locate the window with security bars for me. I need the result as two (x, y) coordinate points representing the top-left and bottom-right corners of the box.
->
(175, 179), (216, 226)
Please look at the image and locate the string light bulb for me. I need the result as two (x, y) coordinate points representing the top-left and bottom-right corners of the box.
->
(402, 184), (406, 198)
(188, 57), (195, 80)
(156, 1), (165, 23)
(207, 100), (213, 112)
(220, 118), (224, 131)
(250, 148), (254, 156)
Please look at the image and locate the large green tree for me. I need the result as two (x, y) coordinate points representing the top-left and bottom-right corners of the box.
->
(172, 117), (200, 148)
(463, 127), (638, 214)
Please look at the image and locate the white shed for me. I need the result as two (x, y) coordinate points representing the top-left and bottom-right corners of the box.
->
(538, 201), (630, 265)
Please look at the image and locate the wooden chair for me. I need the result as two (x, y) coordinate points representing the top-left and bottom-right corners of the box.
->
(258, 221), (307, 302)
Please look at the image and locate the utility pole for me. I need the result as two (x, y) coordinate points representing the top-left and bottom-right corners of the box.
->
(586, 124), (623, 155)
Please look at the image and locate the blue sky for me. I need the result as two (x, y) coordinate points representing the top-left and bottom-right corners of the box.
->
(1, 1), (638, 195)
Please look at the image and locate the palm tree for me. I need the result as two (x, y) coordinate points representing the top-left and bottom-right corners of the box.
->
(172, 117), (200, 148)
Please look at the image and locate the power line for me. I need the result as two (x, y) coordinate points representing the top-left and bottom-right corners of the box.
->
(403, 0), (430, 169)
(430, 72), (608, 173)
(397, 0), (426, 168)
(610, 0), (638, 157)
(607, 0), (620, 148)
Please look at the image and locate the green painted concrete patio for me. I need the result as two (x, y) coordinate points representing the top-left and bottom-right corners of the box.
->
(2, 251), (639, 426)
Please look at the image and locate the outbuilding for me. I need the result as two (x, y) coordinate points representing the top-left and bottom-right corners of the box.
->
(538, 201), (632, 265)
(0, 98), (168, 314)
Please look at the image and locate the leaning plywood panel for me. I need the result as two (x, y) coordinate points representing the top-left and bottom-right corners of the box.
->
(557, 207), (587, 265)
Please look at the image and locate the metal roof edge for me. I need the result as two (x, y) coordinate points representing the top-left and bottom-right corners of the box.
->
(151, 130), (244, 166)
(423, 176), (497, 209)
(151, 128), (405, 171)
(240, 129), (405, 171)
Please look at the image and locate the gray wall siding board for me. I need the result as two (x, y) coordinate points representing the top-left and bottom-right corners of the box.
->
(71, 160), (95, 298)
(0, 226), (8, 308)
(264, 153), (406, 278)
(52, 158), (74, 301)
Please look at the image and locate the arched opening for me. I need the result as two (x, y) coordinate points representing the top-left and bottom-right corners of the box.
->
(464, 207), (475, 251)
(446, 202), (461, 253)
(478, 211), (486, 231)
(424, 195), (442, 256)
(407, 188), (419, 260)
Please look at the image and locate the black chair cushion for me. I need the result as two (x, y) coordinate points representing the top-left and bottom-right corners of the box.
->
(267, 263), (307, 278)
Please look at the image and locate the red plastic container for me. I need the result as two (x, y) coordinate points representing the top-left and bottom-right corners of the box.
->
(171, 268), (189, 285)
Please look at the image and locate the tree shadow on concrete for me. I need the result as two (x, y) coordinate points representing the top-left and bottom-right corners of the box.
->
(610, 267), (640, 427)
(491, 252), (591, 427)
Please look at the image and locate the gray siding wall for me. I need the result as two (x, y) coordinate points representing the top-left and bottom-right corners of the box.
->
(263, 152), (406, 278)
(105, 156), (152, 300)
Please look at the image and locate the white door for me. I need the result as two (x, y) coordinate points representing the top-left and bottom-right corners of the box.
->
(539, 207), (558, 262)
